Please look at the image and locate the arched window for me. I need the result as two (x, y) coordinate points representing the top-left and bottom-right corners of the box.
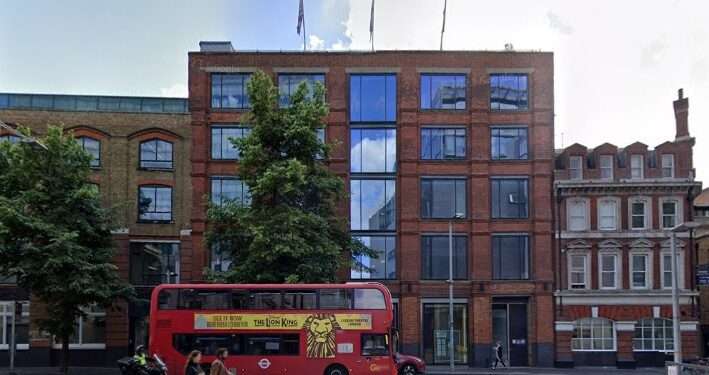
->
(633, 318), (673, 352)
(140, 139), (173, 169)
(76, 136), (101, 167)
(571, 317), (615, 351)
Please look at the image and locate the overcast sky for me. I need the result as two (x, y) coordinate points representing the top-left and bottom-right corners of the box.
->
(1, 0), (707, 181)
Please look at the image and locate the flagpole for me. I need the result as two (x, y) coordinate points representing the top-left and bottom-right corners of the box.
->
(440, 0), (447, 51)
(303, 0), (307, 51)
(370, 0), (375, 52)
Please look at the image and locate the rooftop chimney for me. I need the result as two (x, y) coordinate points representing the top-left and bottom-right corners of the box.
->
(199, 41), (234, 53)
(673, 88), (690, 141)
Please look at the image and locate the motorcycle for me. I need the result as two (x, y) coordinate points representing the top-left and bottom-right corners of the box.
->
(117, 354), (168, 375)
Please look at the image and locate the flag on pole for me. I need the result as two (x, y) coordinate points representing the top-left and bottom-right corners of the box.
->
(369, 0), (375, 42)
(297, 0), (304, 35)
(440, 0), (447, 50)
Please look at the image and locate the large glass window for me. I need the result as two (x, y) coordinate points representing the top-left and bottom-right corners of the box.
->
(422, 303), (467, 364)
(138, 186), (172, 222)
(139, 139), (173, 169)
(211, 126), (250, 160)
(77, 136), (100, 167)
(490, 74), (528, 111)
(491, 178), (529, 219)
(211, 177), (250, 206)
(57, 305), (106, 348)
(210, 243), (233, 273)
(350, 75), (397, 123)
(571, 318), (615, 351)
(421, 179), (466, 219)
(490, 127), (528, 160)
(211, 73), (251, 109)
(0, 302), (29, 349)
(278, 74), (325, 107)
(634, 318), (673, 352)
(421, 128), (466, 160)
(350, 179), (396, 231)
(492, 235), (529, 280)
(421, 235), (467, 280)
(350, 128), (396, 173)
(351, 236), (396, 280)
(129, 242), (180, 286)
(420, 74), (466, 110)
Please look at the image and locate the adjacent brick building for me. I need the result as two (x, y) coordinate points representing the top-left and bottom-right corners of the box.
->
(0, 93), (191, 366)
(188, 43), (556, 367)
(694, 188), (709, 354)
(553, 90), (702, 367)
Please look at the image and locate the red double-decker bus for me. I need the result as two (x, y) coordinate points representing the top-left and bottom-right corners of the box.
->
(149, 283), (399, 375)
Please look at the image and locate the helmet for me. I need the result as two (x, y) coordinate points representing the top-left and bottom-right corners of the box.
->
(136, 345), (146, 354)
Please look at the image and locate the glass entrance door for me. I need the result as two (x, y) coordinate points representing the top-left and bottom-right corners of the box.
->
(492, 302), (528, 366)
(422, 303), (468, 364)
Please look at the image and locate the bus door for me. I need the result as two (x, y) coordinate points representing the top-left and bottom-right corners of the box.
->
(356, 332), (395, 374)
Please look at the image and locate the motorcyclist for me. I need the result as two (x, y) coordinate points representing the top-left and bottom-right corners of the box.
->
(134, 345), (149, 367)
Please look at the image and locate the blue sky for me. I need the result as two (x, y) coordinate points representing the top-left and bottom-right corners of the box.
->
(1, 0), (708, 181)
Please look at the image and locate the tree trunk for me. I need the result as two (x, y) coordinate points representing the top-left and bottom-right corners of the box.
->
(61, 333), (70, 375)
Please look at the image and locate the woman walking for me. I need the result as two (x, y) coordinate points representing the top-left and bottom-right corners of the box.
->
(185, 350), (205, 375)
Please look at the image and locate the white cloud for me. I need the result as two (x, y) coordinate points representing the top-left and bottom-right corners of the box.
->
(160, 83), (187, 97)
(309, 34), (325, 50)
(547, 11), (574, 35)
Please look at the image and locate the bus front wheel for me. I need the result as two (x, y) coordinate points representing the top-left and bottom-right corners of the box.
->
(325, 364), (349, 375)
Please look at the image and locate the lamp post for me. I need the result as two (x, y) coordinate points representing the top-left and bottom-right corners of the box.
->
(449, 212), (464, 371)
(669, 221), (705, 364)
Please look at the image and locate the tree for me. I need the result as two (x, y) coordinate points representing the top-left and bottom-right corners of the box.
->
(206, 71), (373, 283)
(0, 127), (133, 374)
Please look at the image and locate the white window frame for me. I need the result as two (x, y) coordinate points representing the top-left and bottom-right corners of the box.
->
(569, 156), (583, 180)
(567, 198), (590, 232)
(630, 154), (644, 179)
(0, 301), (29, 350)
(661, 154), (675, 178)
(660, 251), (685, 289)
(52, 307), (106, 350)
(659, 197), (682, 230)
(629, 251), (652, 290)
(628, 196), (652, 230)
(597, 197), (620, 231)
(571, 318), (617, 352)
(568, 252), (590, 290)
(600, 155), (614, 180)
(598, 251), (620, 290)
(633, 318), (674, 352)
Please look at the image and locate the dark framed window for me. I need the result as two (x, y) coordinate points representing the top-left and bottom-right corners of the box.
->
(0, 135), (21, 144)
(211, 73), (251, 109)
(421, 235), (467, 280)
(351, 235), (396, 280)
(420, 74), (466, 110)
(491, 178), (529, 219)
(129, 242), (180, 285)
(139, 139), (173, 169)
(491, 127), (528, 160)
(492, 235), (529, 280)
(350, 74), (397, 123)
(361, 334), (390, 356)
(350, 128), (396, 173)
(490, 74), (529, 111)
(138, 185), (173, 222)
(210, 243), (233, 272)
(77, 136), (100, 167)
(350, 179), (396, 231)
(421, 178), (467, 219)
(210, 177), (250, 206)
(278, 73), (325, 107)
(421, 128), (466, 160)
(211, 126), (250, 160)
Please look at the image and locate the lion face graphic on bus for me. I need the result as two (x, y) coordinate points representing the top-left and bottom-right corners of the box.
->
(303, 314), (341, 358)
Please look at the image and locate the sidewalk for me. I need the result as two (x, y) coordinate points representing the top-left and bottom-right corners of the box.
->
(0, 368), (119, 375)
(425, 366), (667, 375)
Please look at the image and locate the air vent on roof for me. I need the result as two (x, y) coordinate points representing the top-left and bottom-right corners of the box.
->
(199, 41), (235, 53)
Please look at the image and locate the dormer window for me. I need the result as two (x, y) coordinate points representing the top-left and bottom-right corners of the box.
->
(661, 154), (675, 178)
(630, 154), (644, 179)
(569, 156), (583, 180)
(600, 155), (613, 180)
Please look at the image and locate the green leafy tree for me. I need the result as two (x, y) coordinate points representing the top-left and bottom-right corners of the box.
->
(206, 71), (373, 283)
(0, 127), (133, 374)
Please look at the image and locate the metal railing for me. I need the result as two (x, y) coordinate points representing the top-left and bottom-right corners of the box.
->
(667, 361), (709, 374)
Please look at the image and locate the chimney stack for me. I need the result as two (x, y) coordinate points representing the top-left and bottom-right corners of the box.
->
(673, 88), (690, 141)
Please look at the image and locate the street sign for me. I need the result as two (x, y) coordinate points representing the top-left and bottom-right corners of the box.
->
(697, 264), (709, 285)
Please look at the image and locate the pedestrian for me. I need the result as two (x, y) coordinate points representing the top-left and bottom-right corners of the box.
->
(492, 341), (506, 369)
(185, 350), (205, 375)
(210, 348), (234, 375)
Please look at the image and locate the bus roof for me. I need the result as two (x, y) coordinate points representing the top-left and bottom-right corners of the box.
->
(153, 282), (389, 292)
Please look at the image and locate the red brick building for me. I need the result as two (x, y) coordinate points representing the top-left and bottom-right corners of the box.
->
(553, 90), (702, 367)
(188, 43), (556, 367)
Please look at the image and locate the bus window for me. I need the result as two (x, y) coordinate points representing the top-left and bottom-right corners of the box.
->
(231, 289), (249, 309)
(173, 334), (298, 356)
(245, 334), (299, 355)
(249, 291), (282, 309)
(354, 289), (386, 309)
(158, 289), (178, 310)
(179, 289), (232, 310)
(283, 291), (317, 310)
(319, 289), (352, 309)
(361, 334), (389, 356)
(173, 334), (240, 356)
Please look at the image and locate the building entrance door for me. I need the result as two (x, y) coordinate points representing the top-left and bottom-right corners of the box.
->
(492, 299), (528, 366)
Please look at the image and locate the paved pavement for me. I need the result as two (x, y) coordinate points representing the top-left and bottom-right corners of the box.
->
(425, 366), (667, 375)
(0, 369), (120, 375)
